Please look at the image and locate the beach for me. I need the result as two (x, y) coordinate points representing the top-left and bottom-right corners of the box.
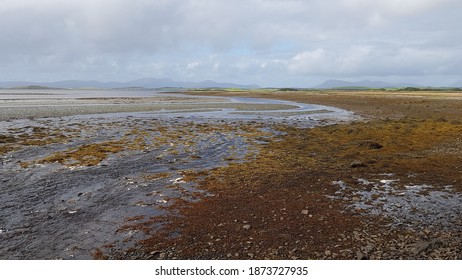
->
(1, 89), (461, 259)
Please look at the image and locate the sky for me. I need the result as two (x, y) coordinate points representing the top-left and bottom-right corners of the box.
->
(1, 0), (461, 87)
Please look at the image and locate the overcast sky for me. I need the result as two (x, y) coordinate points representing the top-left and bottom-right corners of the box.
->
(1, 0), (461, 87)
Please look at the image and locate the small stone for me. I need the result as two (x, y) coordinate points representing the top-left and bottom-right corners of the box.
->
(270, 249), (279, 256)
(159, 252), (166, 259)
(358, 140), (383, 150)
(301, 210), (309, 215)
(350, 160), (367, 168)
(357, 252), (367, 260)
(411, 241), (432, 255)
(243, 225), (251, 230)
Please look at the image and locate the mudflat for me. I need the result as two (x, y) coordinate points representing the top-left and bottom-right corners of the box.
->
(1, 90), (461, 260)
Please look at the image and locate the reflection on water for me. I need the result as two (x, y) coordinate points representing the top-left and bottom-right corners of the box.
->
(0, 89), (357, 122)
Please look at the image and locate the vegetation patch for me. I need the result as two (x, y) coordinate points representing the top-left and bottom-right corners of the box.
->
(36, 141), (125, 166)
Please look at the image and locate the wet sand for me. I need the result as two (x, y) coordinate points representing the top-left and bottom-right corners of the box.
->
(1, 90), (461, 260)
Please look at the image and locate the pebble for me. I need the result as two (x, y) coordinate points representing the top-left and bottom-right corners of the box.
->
(243, 225), (251, 230)
(411, 241), (432, 255)
(350, 160), (366, 168)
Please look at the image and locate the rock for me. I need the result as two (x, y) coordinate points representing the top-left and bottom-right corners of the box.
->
(358, 140), (383, 150)
(301, 210), (309, 215)
(159, 252), (166, 259)
(356, 251), (368, 260)
(411, 241), (432, 255)
(350, 160), (367, 168)
(364, 244), (375, 253)
(243, 225), (251, 230)
(270, 249), (279, 256)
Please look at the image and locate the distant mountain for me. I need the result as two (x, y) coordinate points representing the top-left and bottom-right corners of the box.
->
(11, 85), (65, 90)
(316, 79), (423, 89)
(0, 78), (259, 90)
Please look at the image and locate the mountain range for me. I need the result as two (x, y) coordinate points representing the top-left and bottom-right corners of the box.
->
(0, 78), (259, 89)
(1, 78), (460, 90)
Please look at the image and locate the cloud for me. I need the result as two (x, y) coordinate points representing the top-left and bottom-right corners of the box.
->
(0, 0), (461, 86)
(288, 46), (378, 76)
(288, 44), (460, 77)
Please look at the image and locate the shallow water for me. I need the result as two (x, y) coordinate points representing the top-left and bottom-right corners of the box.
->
(0, 116), (257, 259)
(0, 89), (356, 123)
